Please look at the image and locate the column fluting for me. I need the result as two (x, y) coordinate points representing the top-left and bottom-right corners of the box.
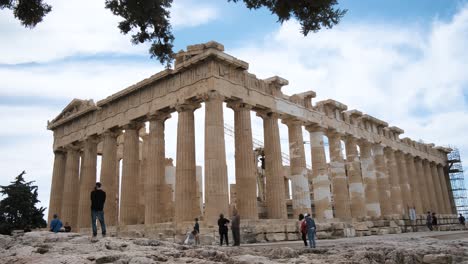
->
(359, 141), (381, 217)
(385, 148), (404, 215)
(395, 151), (412, 214)
(77, 137), (98, 229)
(61, 147), (80, 228)
(430, 162), (445, 214)
(344, 136), (366, 218)
(100, 130), (120, 226)
(436, 164), (450, 214)
(48, 150), (67, 224)
(405, 154), (423, 214)
(423, 160), (438, 213)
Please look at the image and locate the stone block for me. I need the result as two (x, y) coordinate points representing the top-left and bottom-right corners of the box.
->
(422, 254), (452, 264)
(331, 222), (345, 230)
(343, 228), (356, 237)
(316, 231), (332, 239)
(353, 222), (369, 231)
(316, 223), (333, 231)
(265, 232), (286, 242)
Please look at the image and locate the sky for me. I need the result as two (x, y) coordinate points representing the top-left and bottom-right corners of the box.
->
(1, 0), (468, 219)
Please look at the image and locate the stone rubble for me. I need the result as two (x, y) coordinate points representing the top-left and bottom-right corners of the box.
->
(1, 231), (467, 264)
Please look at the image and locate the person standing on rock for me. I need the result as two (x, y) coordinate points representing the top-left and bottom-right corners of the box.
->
(91, 182), (106, 237)
(459, 214), (466, 227)
(298, 214), (307, 247)
(305, 213), (316, 248)
(194, 218), (200, 245)
(426, 211), (433, 231)
(231, 209), (241, 246)
(432, 212), (438, 231)
(218, 214), (230, 246)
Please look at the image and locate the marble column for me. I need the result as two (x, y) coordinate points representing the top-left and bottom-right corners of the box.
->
(227, 102), (258, 220)
(120, 123), (141, 225)
(204, 92), (229, 224)
(100, 130), (120, 226)
(373, 144), (392, 216)
(138, 129), (148, 224)
(306, 125), (333, 220)
(359, 141), (381, 217)
(430, 162), (445, 214)
(344, 136), (366, 218)
(328, 131), (351, 220)
(145, 112), (170, 224)
(284, 119), (311, 216)
(395, 151), (411, 214)
(405, 154), (423, 214)
(258, 111), (287, 219)
(61, 147), (80, 228)
(415, 158), (430, 212)
(77, 137), (98, 229)
(48, 150), (67, 224)
(437, 165), (450, 214)
(423, 160), (438, 213)
(385, 148), (404, 215)
(175, 103), (200, 222)
(443, 166), (456, 214)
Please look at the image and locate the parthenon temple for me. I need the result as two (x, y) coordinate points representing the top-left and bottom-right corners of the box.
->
(47, 41), (459, 239)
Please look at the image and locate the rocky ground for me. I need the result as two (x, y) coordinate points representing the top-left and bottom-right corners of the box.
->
(0, 231), (467, 264)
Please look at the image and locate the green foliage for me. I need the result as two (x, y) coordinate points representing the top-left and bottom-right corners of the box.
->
(0, 0), (52, 28)
(3, 0), (346, 66)
(105, 0), (175, 67)
(0, 171), (47, 235)
(228, 0), (347, 35)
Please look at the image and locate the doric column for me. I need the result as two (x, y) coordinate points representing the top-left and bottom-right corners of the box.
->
(415, 158), (430, 212)
(257, 111), (287, 219)
(423, 160), (438, 213)
(437, 164), (450, 214)
(395, 151), (411, 214)
(175, 103), (200, 222)
(48, 150), (67, 224)
(61, 147), (80, 228)
(344, 136), (366, 218)
(443, 166), (456, 214)
(227, 102), (258, 220)
(120, 123), (141, 225)
(77, 136), (99, 229)
(283, 118), (311, 216)
(138, 127), (147, 224)
(306, 125), (333, 220)
(430, 162), (445, 214)
(204, 92), (229, 224)
(385, 148), (404, 215)
(373, 144), (392, 216)
(327, 131), (351, 220)
(145, 112), (170, 224)
(359, 141), (381, 218)
(100, 130), (120, 226)
(405, 154), (423, 214)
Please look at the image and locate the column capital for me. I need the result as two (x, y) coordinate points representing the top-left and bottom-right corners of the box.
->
(326, 129), (343, 139)
(148, 110), (171, 122)
(357, 138), (372, 147)
(281, 117), (303, 126)
(123, 121), (145, 131)
(102, 129), (122, 138)
(305, 123), (327, 133)
(175, 102), (201, 113)
(53, 147), (67, 154)
(256, 109), (279, 119)
(201, 90), (225, 102)
(226, 101), (253, 111)
(84, 134), (100, 145)
(64, 142), (82, 152)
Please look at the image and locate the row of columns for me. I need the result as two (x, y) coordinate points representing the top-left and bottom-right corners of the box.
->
(48, 95), (456, 227)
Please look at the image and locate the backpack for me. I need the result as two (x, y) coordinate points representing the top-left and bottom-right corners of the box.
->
(300, 220), (307, 234)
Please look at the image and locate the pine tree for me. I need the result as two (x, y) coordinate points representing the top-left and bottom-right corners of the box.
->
(0, 171), (47, 235)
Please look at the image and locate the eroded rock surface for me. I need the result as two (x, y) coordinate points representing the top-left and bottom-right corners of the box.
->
(0, 231), (467, 264)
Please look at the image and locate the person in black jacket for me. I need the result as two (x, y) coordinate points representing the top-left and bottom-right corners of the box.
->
(218, 214), (230, 246)
(91, 182), (106, 237)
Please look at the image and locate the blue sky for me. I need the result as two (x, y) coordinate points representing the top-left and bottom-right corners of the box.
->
(1, 0), (468, 217)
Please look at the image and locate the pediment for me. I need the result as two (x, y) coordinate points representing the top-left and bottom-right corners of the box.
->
(48, 99), (97, 129)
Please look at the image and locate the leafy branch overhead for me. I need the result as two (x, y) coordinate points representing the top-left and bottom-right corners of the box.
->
(4, 0), (346, 66)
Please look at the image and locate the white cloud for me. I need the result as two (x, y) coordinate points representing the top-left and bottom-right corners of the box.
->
(0, 0), (219, 64)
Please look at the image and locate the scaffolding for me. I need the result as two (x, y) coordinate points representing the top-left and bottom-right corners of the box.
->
(447, 147), (468, 217)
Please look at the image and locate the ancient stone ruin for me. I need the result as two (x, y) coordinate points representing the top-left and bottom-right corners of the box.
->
(47, 41), (460, 241)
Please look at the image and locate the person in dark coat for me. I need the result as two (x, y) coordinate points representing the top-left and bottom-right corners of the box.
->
(432, 212), (438, 231)
(426, 211), (433, 231)
(194, 218), (200, 245)
(218, 214), (230, 246)
(459, 214), (466, 226)
(298, 214), (307, 246)
(305, 214), (317, 248)
(231, 209), (241, 246)
(91, 182), (106, 237)
(50, 214), (63, 233)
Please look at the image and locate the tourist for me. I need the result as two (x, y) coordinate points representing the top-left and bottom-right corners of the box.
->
(91, 182), (107, 237)
(194, 218), (200, 245)
(184, 230), (197, 245)
(63, 222), (71, 232)
(231, 209), (241, 246)
(50, 214), (63, 233)
(432, 212), (438, 231)
(218, 214), (230, 246)
(459, 214), (465, 226)
(426, 211), (433, 231)
(298, 214), (307, 246)
(305, 213), (317, 248)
